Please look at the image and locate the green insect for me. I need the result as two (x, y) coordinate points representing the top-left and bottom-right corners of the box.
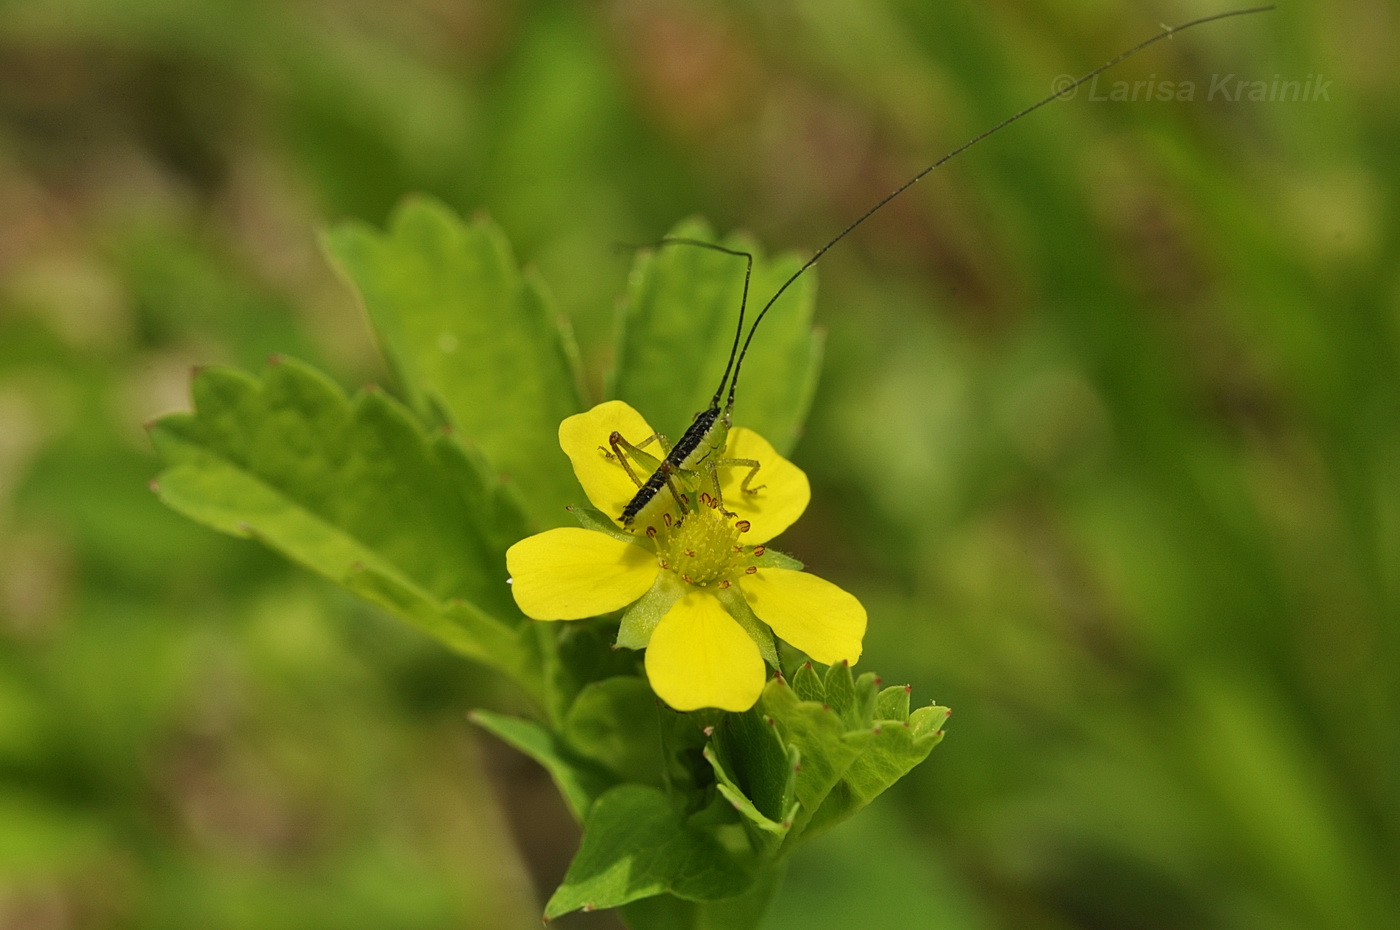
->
(609, 6), (1273, 531)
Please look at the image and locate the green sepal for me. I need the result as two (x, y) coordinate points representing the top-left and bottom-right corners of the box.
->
(712, 586), (781, 669)
(568, 505), (649, 547)
(543, 785), (754, 919)
(324, 197), (585, 528)
(564, 676), (664, 785)
(468, 710), (615, 821)
(798, 703), (950, 844)
(743, 547), (803, 572)
(616, 571), (686, 650)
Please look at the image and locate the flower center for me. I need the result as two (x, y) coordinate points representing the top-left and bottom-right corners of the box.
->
(654, 500), (748, 588)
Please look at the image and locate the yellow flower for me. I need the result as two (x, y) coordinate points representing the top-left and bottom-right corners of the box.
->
(506, 400), (866, 712)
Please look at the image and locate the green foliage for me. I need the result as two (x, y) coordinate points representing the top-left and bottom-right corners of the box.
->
(10, 3), (1395, 929)
(143, 202), (934, 928)
(611, 218), (823, 454)
(149, 356), (535, 683)
(563, 676), (664, 785)
(543, 785), (753, 917)
(760, 666), (948, 846)
(467, 710), (614, 821)
(323, 199), (586, 529)
(537, 666), (948, 924)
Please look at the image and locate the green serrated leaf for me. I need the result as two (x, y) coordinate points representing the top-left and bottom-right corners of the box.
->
(324, 197), (584, 528)
(758, 678), (871, 843)
(342, 563), (536, 692)
(823, 661), (857, 723)
(611, 218), (821, 455)
(801, 705), (951, 843)
(564, 677), (664, 785)
(791, 663), (825, 704)
(469, 711), (615, 821)
(150, 358), (523, 638)
(908, 704), (952, 740)
(434, 428), (531, 556)
(544, 785), (753, 918)
(875, 684), (912, 722)
(853, 671), (881, 727)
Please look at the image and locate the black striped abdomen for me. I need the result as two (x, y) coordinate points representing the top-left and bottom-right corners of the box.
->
(618, 407), (719, 526)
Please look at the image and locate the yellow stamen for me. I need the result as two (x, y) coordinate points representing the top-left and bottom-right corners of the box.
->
(655, 505), (746, 587)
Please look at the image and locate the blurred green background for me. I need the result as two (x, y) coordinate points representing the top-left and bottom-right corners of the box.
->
(2, 0), (1395, 928)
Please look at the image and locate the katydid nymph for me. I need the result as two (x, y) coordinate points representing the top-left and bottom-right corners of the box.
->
(609, 5), (1273, 532)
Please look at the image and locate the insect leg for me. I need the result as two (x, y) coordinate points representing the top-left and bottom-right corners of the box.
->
(718, 458), (764, 495)
(699, 457), (763, 518)
(604, 431), (671, 488)
(636, 432), (673, 454)
(660, 461), (691, 515)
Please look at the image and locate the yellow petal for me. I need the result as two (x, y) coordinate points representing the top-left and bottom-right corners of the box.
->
(506, 528), (658, 620)
(559, 400), (659, 524)
(716, 427), (810, 544)
(742, 568), (865, 665)
(644, 591), (766, 712)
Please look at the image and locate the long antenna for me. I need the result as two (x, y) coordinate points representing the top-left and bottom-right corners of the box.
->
(624, 237), (756, 408)
(724, 4), (1274, 410)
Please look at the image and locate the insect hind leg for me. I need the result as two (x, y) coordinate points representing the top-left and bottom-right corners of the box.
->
(602, 431), (671, 488)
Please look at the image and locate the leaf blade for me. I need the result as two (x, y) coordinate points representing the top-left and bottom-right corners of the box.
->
(324, 198), (585, 528)
(544, 785), (752, 918)
(151, 357), (525, 660)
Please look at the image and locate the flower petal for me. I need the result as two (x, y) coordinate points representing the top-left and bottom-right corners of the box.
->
(742, 568), (865, 665)
(559, 401), (659, 524)
(645, 591), (766, 711)
(507, 528), (658, 620)
(717, 427), (809, 544)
